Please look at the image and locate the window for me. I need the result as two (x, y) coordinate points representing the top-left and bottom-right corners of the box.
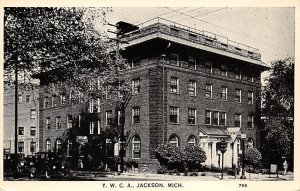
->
(106, 110), (112, 126)
(67, 140), (73, 157)
(51, 95), (57, 107)
(188, 80), (196, 96)
(46, 117), (51, 129)
(247, 138), (254, 149)
(205, 110), (211, 125)
(55, 139), (61, 152)
(18, 127), (24, 135)
(78, 115), (82, 128)
(118, 110), (125, 125)
(248, 73), (254, 82)
(46, 139), (51, 152)
(132, 78), (140, 94)
(220, 64), (227, 76)
(221, 86), (227, 100)
(60, 94), (66, 105)
(235, 89), (241, 103)
(44, 96), (49, 108)
(169, 135), (179, 147)
(235, 67), (241, 79)
(187, 136), (196, 146)
(90, 120), (101, 134)
(70, 91), (76, 105)
(212, 111), (219, 125)
(25, 95), (30, 103)
(18, 95), (22, 103)
(205, 83), (212, 99)
(132, 136), (141, 159)
(248, 91), (254, 105)
(248, 115), (254, 128)
(170, 53), (179, 66)
(89, 98), (100, 113)
(169, 106), (179, 124)
(234, 114), (241, 127)
(30, 127), (36, 136)
(188, 108), (196, 125)
(170, 77), (179, 93)
(56, 117), (61, 129)
(30, 142), (36, 153)
(132, 107), (140, 123)
(205, 61), (212, 73)
(67, 115), (73, 129)
(18, 141), (24, 153)
(188, 56), (196, 70)
(30, 109), (36, 119)
(219, 112), (227, 126)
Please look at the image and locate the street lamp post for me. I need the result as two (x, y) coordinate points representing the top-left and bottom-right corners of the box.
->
(240, 133), (247, 179)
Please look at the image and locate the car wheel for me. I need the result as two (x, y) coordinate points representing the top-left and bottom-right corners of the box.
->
(45, 170), (51, 179)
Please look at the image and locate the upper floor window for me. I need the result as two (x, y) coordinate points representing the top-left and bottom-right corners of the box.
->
(89, 98), (101, 113)
(106, 110), (112, 126)
(70, 91), (76, 105)
(25, 95), (30, 103)
(56, 117), (61, 129)
(18, 95), (22, 103)
(46, 139), (51, 152)
(30, 142), (36, 153)
(234, 114), (241, 127)
(169, 106), (179, 124)
(247, 115), (254, 128)
(30, 126), (36, 136)
(170, 77), (179, 93)
(51, 95), (57, 107)
(89, 120), (101, 134)
(132, 107), (141, 124)
(67, 115), (73, 129)
(30, 109), (36, 119)
(60, 94), (66, 106)
(188, 80), (196, 96)
(18, 127), (24, 135)
(235, 67), (241, 79)
(248, 91), (254, 105)
(205, 83), (212, 99)
(132, 78), (140, 95)
(44, 96), (49, 108)
(132, 136), (141, 159)
(205, 110), (211, 125)
(46, 117), (51, 129)
(221, 86), (227, 100)
(220, 64), (227, 76)
(18, 141), (24, 153)
(188, 56), (196, 70)
(219, 112), (227, 126)
(205, 61), (213, 73)
(188, 108), (196, 125)
(235, 89), (242, 103)
(212, 111), (219, 125)
(170, 53), (180, 66)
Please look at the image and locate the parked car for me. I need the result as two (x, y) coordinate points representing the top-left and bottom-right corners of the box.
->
(4, 153), (25, 176)
(32, 152), (70, 179)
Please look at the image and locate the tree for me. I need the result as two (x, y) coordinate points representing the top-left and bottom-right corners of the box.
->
(244, 147), (262, 168)
(261, 57), (294, 170)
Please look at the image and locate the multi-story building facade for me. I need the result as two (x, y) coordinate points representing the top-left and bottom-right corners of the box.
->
(3, 84), (39, 156)
(38, 18), (268, 171)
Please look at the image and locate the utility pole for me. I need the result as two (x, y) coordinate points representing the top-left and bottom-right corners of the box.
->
(14, 56), (19, 178)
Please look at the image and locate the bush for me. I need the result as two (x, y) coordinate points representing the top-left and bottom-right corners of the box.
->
(244, 148), (262, 167)
(183, 145), (207, 171)
(157, 165), (167, 174)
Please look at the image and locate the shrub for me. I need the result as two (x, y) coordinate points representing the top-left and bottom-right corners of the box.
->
(155, 143), (183, 171)
(157, 165), (167, 174)
(244, 148), (262, 167)
(183, 145), (207, 171)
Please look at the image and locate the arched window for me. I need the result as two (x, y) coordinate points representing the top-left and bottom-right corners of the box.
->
(132, 136), (141, 159)
(55, 139), (62, 152)
(46, 139), (51, 152)
(187, 135), (196, 146)
(169, 135), (179, 147)
(247, 138), (254, 149)
(67, 139), (73, 157)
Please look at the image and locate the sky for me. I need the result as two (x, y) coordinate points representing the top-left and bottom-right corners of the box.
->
(101, 7), (295, 81)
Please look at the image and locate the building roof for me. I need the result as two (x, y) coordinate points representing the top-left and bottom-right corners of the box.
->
(119, 17), (269, 69)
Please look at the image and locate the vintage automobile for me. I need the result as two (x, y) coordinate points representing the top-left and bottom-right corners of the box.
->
(4, 153), (25, 176)
(31, 152), (70, 179)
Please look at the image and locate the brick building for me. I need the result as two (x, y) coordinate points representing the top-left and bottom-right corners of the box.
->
(38, 18), (268, 171)
(3, 84), (39, 156)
